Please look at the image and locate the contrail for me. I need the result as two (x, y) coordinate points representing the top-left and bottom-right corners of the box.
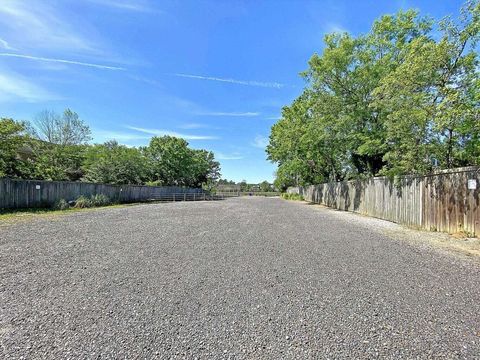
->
(0, 53), (126, 71)
(171, 73), (284, 89)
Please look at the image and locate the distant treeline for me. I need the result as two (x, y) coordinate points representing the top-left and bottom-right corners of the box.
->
(1, 109), (220, 187)
(267, 1), (480, 190)
(216, 179), (274, 192)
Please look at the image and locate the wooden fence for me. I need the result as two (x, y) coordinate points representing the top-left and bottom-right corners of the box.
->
(289, 167), (480, 237)
(0, 178), (206, 210)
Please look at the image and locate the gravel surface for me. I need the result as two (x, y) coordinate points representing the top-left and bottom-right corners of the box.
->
(1, 197), (480, 359)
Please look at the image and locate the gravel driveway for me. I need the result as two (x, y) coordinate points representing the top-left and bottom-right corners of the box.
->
(1, 197), (479, 358)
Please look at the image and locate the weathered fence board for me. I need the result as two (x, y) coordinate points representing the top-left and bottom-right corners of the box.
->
(0, 178), (205, 210)
(290, 167), (479, 237)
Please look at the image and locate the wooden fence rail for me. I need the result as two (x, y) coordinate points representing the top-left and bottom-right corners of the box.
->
(288, 167), (480, 237)
(0, 178), (206, 210)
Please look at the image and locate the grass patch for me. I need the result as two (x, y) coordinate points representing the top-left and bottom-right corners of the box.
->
(281, 193), (304, 201)
(0, 194), (119, 222)
(0, 207), (68, 217)
(73, 194), (114, 209)
(0, 207), (73, 222)
(0, 204), (129, 223)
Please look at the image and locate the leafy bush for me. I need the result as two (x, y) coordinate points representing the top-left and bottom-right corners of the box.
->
(73, 195), (92, 208)
(73, 194), (113, 209)
(281, 193), (304, 201)
(90, 194), (112, 207)
(53, 198), (70, 210)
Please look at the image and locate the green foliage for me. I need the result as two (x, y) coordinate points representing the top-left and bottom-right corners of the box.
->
(53, 199), (70, 210)
(267, 1), (480, 189)
(90, 194), (113, 207)
(82, 141), (147, 184)
(373, 1), (480, 176)
(73, 195), (92, 208)
(217, 179), (237, 186)
(29, 109), (92, 145)
(2, 110), (221, 188)
(32, 142), (86, 181)
(0, 118), (35, 178)
(213, 179), (275, 194)
(54, 194), (112, 210)
(73, 194), (113, 209)
(144, 136), (220, 187)
(281, 193), (304, 201)
(259, 180), (273, 192)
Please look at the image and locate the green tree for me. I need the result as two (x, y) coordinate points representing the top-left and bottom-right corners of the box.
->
(189, 149), (220, 187)
(0, 118), (35, 178)
(32, 142), (86, 181)
(144, 136), (193, 186)
(373, 0), (480, 175)
(259, 180), (272, 192)
(24, 108), (92, 181)
(238, 180), (248, 192)
(268, 1), (480, 187)
(30, 109), (92, 145)
(144, 136), (220, 187)
(82, 141), (147, 184)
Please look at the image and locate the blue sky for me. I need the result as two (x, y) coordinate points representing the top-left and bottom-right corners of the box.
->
(0, 0), (465, 182)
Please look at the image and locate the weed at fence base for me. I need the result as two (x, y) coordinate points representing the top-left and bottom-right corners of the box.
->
(281, 193), (304, 201)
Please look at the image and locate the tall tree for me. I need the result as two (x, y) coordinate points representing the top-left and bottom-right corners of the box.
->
(0, 118), (35, 178)
(82, 141), (147, 185)
(373, 0), (480, 175)
(268, 1), (480, 189)
(259, 181), (273, 192)
(144, 136), (220, 187)
(30, 109), (91, 145)
(26, 109), (91, 181)
(32, 142), (86, 181)
(189, 149), (220, 187)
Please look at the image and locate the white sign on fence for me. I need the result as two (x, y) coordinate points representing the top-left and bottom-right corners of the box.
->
(35, 185), (41, 190)
(467, 179), (477, 190)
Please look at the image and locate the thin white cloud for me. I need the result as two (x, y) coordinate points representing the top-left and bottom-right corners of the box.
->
(196, 111), (260, 117)
(216, 152), (244, 160)
(0, 1), (95, 53)
(171, 73), (285, 89)
(179, 123), (208, 129)
(0, 38), (15, 50)
(93, 130), (150, 143)
(0, 53), (126, 71)
(252, 135), (269, 149)
(87, 0), (155, 12)
(126, 126), (218, 140)
(0, 70), (57, 103)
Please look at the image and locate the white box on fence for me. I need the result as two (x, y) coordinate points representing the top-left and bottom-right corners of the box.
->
(467, 179), (477, 190)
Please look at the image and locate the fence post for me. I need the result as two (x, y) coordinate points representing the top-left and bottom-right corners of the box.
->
(204, 193), (206, 201)
(184, 193), (186, 201)
(173, 193), (175, 202)
(194, 193), (196, 201)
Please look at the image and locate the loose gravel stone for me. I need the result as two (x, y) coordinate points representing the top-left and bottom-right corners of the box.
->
(1, 197), (479, 359)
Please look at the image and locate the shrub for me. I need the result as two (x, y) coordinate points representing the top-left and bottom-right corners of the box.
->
(281, 193), (304, 201)
(74, 195), (93, 208)
(53, 198), (70, 210)
(73, 194), (113, 209)
(90, 194), (112, 207)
